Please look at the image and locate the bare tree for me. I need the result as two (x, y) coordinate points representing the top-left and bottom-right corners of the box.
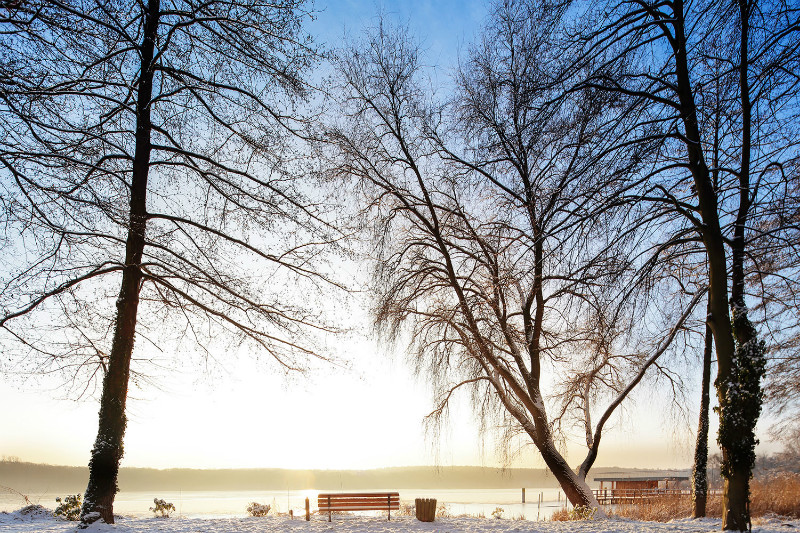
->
(447, 0), (713, 484)
(564, 0), (800, 528)
(0, 0), (339, 525)
(320, 13), (707, 510)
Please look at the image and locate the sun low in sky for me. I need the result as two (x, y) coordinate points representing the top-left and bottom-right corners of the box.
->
(2, 325), (715, 471)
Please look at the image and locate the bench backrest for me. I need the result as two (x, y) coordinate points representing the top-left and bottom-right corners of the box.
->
(317, 492), (400, 512)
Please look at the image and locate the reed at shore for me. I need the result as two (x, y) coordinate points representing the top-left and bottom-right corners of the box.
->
(553, 473), (800, 522)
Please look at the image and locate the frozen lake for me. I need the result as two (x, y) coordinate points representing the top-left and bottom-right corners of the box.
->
(1, 488), (568, 520)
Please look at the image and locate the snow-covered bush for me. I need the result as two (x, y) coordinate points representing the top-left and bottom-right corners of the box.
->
(54, 494), (81, 521)
(15, 504), (53, 520)
(246, 502), (271, 517)
(150, 498), (175, 518)
(491, 507), (504, 519)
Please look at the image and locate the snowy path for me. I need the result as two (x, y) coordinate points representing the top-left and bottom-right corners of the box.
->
(1, 513), (799, 533)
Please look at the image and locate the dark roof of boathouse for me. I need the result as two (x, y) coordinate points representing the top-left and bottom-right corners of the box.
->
(592, 470), (690, 482)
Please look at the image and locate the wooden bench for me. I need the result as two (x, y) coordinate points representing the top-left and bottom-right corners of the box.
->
(317, 492), (400, 522)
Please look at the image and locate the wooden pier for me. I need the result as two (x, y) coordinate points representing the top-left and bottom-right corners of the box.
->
(593, 488), (722, 505)
(593, 488), (688, 505)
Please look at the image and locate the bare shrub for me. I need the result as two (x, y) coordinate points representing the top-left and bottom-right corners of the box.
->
(0, 487), (31, 506)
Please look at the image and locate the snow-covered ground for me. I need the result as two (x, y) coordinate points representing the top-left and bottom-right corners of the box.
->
(1, 509), (798, 533)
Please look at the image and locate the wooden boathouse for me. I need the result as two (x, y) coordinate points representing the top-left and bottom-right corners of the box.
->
(592, 471), (691, 504)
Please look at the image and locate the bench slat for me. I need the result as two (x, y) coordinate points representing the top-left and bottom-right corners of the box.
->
(319, 502), (399, 508)
(319, 505), (400, 511)
(319, 501), (400, 509)
(318, 492), (399, 498)
(319, 497), (400, 501)
(319, 501), (399, 507)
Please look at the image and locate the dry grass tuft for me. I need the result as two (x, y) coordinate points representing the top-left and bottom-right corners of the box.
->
(396, 502), (415, 516)
(606, 473), (800, 522)
(550, 505), (598, 521)
(608, 494), (695, 522)
(550, 508), (572, 521)
(750, 473), (800, 518)
(1, 486), (31, 506)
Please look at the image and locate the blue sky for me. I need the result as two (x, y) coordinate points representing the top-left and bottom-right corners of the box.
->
(309, 0), (488, 68)
(0, 0), (782, 472)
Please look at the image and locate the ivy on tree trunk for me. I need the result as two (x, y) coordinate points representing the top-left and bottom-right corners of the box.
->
(692, 315), (713, 518)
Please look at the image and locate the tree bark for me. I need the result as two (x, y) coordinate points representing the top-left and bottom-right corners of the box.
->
(79, 0), (159, 526)
(518, 387), (602, 512)
(536, 438), (601, 511)
(692, 308), (712, 518)
(723, 468), (751, 531)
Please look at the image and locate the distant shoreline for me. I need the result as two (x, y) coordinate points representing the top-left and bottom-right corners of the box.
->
(0, 460), (680, 493)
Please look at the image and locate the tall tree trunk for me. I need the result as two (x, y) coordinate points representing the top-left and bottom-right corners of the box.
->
(79, 0), (159, 525)
(717, 2), (766, 529)
(669, 2), (755, 529)
(692, 306), (713, 518)
(525, 223), (603, 511)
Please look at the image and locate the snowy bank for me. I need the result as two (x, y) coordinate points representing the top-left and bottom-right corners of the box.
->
(1, 511), (799, 533)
